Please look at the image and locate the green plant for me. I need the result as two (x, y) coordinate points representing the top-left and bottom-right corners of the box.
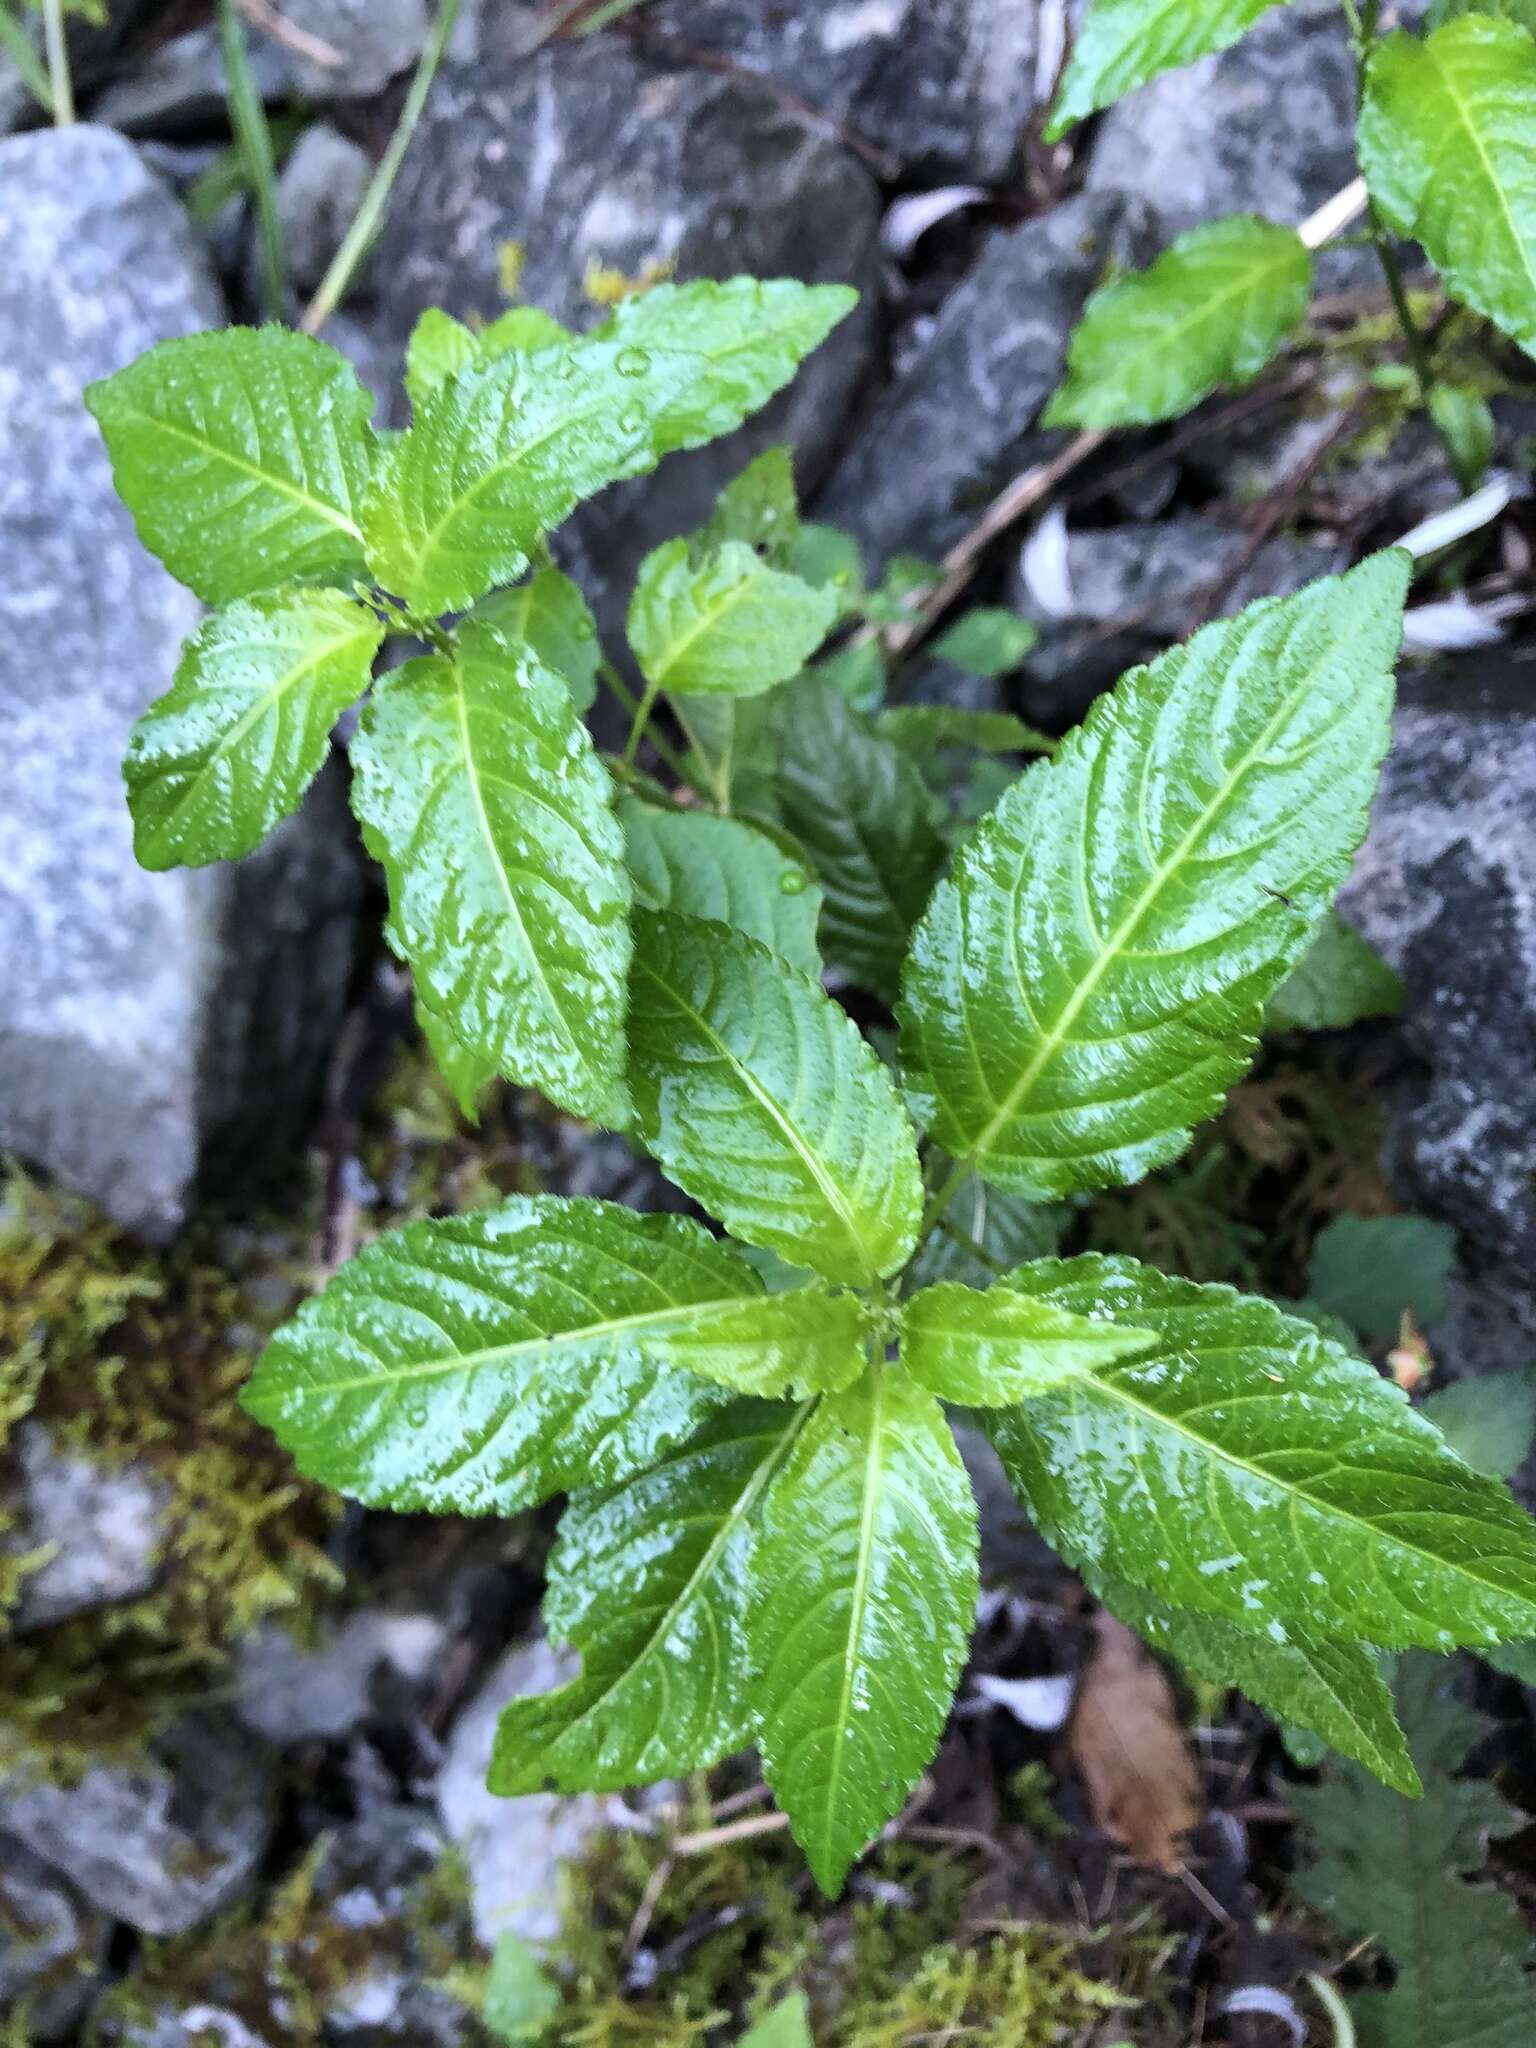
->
(1044, 0), (1536, 493)
(86, 281), (1536, 1897)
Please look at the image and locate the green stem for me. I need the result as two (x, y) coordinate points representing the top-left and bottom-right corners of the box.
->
(598, 660), (697, 789)
(0, 8), (54, 114)
(301, 0), (462, 334)
(622, 676), (662, 768)
(912, 1155), (974, 1259)
(40, 0), (71, 124)
(218, 0), (286, 321)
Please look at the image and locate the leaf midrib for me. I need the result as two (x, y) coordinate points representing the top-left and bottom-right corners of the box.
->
(1419, 25), (1536, 324)
(649, 551), (770, 689)
(293, 1286), (776, 1397)
(634, 948), (880, 1283)
(1084, 228), (1304, 399)
(819, 1373), (886, 1873)
(119, 403), (363, 543)
(960, 600), (1384, 1176)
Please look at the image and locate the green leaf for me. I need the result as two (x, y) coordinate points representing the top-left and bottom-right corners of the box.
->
(1092, 1572), (1418, 1794)
(877, 707), (1054, 758)
(1043, 215), (1311, 431)
(790, 522), (866, 609)
(124, 587), (382, 869)
(902, 1280), (1157, 1404)
(415, 992), (497, 1121)
(750, 1368), (979, 1893)
(1307, 1214), (1457, 1342)
(739, 1994), (814, 2048)
(483, 1934), (560, 2046)
(1420, 1371), (1536, 1481)
(627, 911), (923, 1287)
(472, 566), (602, 714)
(621, 799), (822, 973)
(85, 327), (377, 604)
(239, 1197), (795, 1514)
(1047, 0), (1286, 139)
(1360, 17), (1536, 358)
(929, 608), (1040, 676)
(776, 675), (947, 1006)
(490, 1398), (810, 1793)
(703, 445), (801, 561)
(406, 307), (577, 415)
(1430, 0), (1536, 29)
(907, 1179), (1066, 1291)
(593, 278), (858, 457)
(899, 556), (1410, 1200)
(657, 1283), (873, 1402)
(984, 1256), (1536, 1651)
(1265, 908), (1404, 1032)
(628, 538), (837, 697)
(349, 616), (630, 1122)
(1486, 1635), (1536, 1682)
(1430, 381), (1497, 485)
(811, 641), (887, 714)
(1293, 1655), (1536, 2048)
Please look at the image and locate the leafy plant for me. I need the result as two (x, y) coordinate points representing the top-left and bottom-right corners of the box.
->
(88, 280), (1536, 1897)
(1046, 0), (1536, 491)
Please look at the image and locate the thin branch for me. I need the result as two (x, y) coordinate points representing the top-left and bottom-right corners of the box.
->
(301, 0), (463, 334)
(40, 0), (71, 124)
(234, 0), (343, 67)
(670, 1810), (791, 1856)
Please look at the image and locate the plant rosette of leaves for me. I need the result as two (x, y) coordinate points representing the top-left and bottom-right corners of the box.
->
(84, 256), (1536, 1897)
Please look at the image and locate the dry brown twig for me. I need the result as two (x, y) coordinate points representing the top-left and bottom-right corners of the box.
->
(235, 0), (343, 67)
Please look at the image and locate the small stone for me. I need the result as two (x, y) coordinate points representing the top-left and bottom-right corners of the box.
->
(233, 1610), (449, 1746)
(0, 1713), (273, 1937)
(1, 1423), (169, 1633)
(93, 25), (292, 135)
(263, 123), (372, 300)
(817, 190), (1153, 569)
(439, 1636), (647, 1946)
(277, 0), (429, 100)
(0, 1840), (110, 2043)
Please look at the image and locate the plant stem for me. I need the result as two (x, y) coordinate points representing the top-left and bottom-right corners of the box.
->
(0, 8), (53, 113)
(40, 0), (71, 124)
(1305, 1974), (1357, 2048)
(301, 0), (462, 334)
(598, 659), (697, 788)
(218, 0), (287, 321)
(622, 676), (662, 767)
(912, 1155), (974, 1259)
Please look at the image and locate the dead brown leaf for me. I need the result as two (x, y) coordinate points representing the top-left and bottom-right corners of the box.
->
(1068, 1610), (1201, 1873)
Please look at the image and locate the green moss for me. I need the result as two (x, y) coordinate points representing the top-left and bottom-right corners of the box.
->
(528, 1789), (1167, 2048)
(0, 1172), (340, 1775)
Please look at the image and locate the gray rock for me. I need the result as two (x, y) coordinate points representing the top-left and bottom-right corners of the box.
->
(818, 190), (1153, 568)
(101, 2008), (273, 2048)
(93, 25), (292, 135)
(1, 1423), (170, 1633)
(1084, 0), (1363, 271)
(0, 1713), (273, 1937)
(1009, 514), (1342, 726)
(233, 1609), (449, 1745)
(266, 123), (372, 298)
(644, 0), (1042, 179)
(0, 1840), (109, 2042)
(369, 32), (879, 630)
(1339, 651), (1536, 1307)
(439, 1636), (632, 1945)
(279, 0), (429, 99)
(0, 128), (364, 1232)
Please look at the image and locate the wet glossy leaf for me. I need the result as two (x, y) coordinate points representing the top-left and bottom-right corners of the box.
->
(490, 1399), (809, 1792)
(349, 617), (630, 1121)
(902, 1280), (1157, 1404)
(1294, 1655), (1536, 2048)
(899, 557), (1409, 1199)
(627, 911), (923, 1286)
(776, 675), (946, 1005)
(1307, 1214), (1456, 1342)
(415, 992), (498, 1121)
(406, 306), (583, 416)
(86, 326), (376, 603)
(930, 607), (1040, 676)
(985, 1256), (1536, 1651)
(621, 799), (822, 973)
(703, 444), (801, 561)
(125, 587), (381, 868)
(628, 538), (836, 698)
(1361, 17), (1536, 357)
(240, 1198), (781, 1514)
(1047, 0), (1284, 138)
(1092, 1572), (1418, 1793)
(483, 1933), (560, 2046)
(1430, 0), (1536, 28)
(593, 277), (858, 457)
(473, 566), (602, 713)
(739, 1994), (814, 2048)
(751, 1368), (979, 1893)
(1044, 214), (1311, 430)
(1265, 908), (1404, 1032)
